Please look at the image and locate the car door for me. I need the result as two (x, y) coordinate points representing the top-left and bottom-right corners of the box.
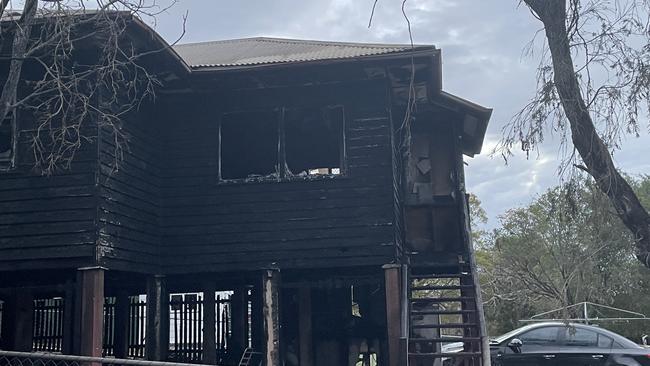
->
(554, 327), (611, 366)
(496, 326), (561, 366)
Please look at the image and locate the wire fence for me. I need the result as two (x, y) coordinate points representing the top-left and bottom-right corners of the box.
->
(0, 351), (220, 366)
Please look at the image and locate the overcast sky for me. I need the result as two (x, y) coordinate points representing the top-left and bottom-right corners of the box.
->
(147, 0), (650, 227)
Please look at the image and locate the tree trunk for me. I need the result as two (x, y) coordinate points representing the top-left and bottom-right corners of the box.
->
(0, 0), (38, 126)
(524, 0), (650, 268)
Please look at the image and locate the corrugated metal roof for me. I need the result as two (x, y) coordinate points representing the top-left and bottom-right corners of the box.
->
(173, 37), (432, 69)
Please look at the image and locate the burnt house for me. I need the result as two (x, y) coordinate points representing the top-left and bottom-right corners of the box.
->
(0, 12), (491, 366)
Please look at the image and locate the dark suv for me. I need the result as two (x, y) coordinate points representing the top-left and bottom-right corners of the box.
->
(489, 322), (650, 366)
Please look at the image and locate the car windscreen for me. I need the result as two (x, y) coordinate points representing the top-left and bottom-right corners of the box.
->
(491, 324), (542, 344)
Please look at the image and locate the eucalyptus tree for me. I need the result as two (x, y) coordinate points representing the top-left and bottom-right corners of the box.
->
(502, 0), (650, 268)
(479, 176), (650, 336)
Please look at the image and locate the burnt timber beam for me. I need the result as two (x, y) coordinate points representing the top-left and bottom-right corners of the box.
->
(298, 287), (314, 366)
(262, 269), (281, 366)
(62, 281), (74, 354)
(76, 267), (105, 360)
(202, 282), (216, 364)
(113, 290), (130, 359)
(383, 264), (402, 366)
(251, 282), (263, 352)
(230, 286), (249, 357)
(0, 288), (34, 351)
(145, 275), (169, 361)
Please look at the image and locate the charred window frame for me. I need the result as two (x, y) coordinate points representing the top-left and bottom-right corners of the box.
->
(217, 105), (346, 183)
(218, 109), (281, 182)
(0, 111), (16, 171)
(282, 105), (345, 178)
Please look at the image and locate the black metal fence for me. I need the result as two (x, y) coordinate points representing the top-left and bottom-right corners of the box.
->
(103, 297), (147, 358)
(33, 298), (65, 352)
(0, 293), (234, 363)
(169, 293), (232, 363)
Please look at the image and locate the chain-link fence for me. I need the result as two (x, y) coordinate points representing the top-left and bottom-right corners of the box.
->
(0, 351), (220, 366)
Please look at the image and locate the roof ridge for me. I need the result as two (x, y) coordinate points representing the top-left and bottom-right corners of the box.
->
(175, 36), (431, 50)
(252, 37), (421, 49)
(174, 36), (438, 70)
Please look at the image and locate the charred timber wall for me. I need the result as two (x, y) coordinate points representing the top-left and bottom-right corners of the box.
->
(159, 80), (398, 273)
(0, 112), (99, 271)
(96, 106), (162, 272)
(0, 76), (407, 274)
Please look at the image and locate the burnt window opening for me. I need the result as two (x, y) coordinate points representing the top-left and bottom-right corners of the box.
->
(284, 106), (344, 177)
(0, 112), (15, 169)
(220, 110), (279, 180)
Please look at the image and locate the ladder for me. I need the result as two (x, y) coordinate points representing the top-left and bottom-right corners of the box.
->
(408, 261), (484, 366)
(238, 348), (262, 366)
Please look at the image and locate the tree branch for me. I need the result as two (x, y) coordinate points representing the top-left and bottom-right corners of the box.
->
(529, 0), (650, 268)
(0, 0), (38, 127)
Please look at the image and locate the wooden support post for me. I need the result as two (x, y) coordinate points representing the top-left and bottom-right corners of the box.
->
(146, 275), (169, 361)
(0, 289), (34, 351)
(113, 291), (130, 359)
(203, 282), (216, 364)
(62, 280), (75, 354)
(230, 287), (248, 356)
(298, 287), (313, 366)
(262, 269), (281, 366)
(251, 281), (264, 354)
(76, 267), (105, 359)
(383, 264), (402, 366)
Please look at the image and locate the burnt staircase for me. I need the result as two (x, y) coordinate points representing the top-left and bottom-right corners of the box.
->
(408, 260), (484, 366)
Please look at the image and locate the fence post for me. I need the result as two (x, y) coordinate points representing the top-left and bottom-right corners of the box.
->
(146, 275), (169, 361)
(250, 281), (263, 353)
(113, 291), (130, 359)
(62, 281), (75, 354)
(202, 283), (216, 364)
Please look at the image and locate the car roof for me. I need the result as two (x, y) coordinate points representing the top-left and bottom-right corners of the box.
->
(493, 322), (642, 349)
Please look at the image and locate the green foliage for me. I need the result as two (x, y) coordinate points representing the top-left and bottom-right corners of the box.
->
(469, 193), (489, 248)
(472, 175), (650, 340)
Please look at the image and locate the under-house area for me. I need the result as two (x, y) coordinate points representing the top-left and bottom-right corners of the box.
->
(0, 11), (492, 366)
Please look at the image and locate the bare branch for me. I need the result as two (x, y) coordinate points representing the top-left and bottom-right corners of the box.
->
(0, 0), (183, 174)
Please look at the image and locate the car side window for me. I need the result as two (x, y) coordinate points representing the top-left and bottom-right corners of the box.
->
(563, 328), (598, 347)
(597, 334), (614, 349)
(519, 327), (560, 346)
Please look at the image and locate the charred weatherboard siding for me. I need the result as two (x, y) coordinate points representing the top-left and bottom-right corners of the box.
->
(0, 109), (99, 271)
(159, 73), (398, 273)
(96, 103), (163, 273)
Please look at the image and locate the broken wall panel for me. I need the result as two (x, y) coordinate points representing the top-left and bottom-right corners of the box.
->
(402, 109), (465, 260)
(405, 112), (457, 204)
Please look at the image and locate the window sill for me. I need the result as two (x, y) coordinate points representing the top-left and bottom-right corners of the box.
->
(0, 161), (14, 173)
(217, 173), (348, 186)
